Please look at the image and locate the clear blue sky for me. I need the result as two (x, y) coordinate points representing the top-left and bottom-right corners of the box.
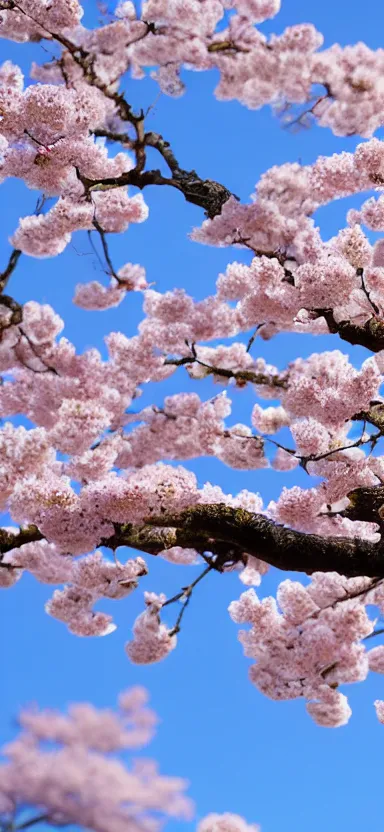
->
(1, 3), (384, 831)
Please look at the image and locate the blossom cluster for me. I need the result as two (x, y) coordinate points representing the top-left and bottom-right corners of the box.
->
(2, 0), (384, 731)
(0, 687), (193, 832)
(0, 686), (262, 832)
(2, 0), (384, 139)
(229, 574), (384, 727)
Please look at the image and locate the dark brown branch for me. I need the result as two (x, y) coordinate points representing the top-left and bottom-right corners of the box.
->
(364, 626), (384, 641)
(4, 6), (236, 218)
(164, 352), (287, 388)
(0, 249), (22, 293)
(352, 403), (384, 432)
(92, 128), (134, 147)
(0, 525), (43, 560)
(0, 294), (23, 334)
(144, 131), (181, 174)
(92, 219), (119, 281)
(79, 166), (235, 219)
(17, 326), (60, 376)
(298, 427), (382, 472)
(318, 309), (384, 353)
(100, 502), (384, 578)
(12, 815), (53, 832)
(163, 563), (214, 636)
(93, 127), (235, 216)
(207, 40), (251, 54)
(0, 195), (46, 294)
(5, 501), (384, 578)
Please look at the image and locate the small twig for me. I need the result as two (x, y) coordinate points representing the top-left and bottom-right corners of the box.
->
(17, 327), (59, 376)
(162, 564), (214, 636)
(277, 88), (332, 131)
(87, 230), (108, 275)
(92, 128), (134, 147)
(299, 427), (382, 472)
(164, 351), (287, 388)
(0, 250), (22, 294)
(364, 627), (384, 642)
(0, 192), (47, 294)
(91, 219), (120, 281)
(358, 267), (380, 315)
(13, 816), (51, 832)
(246, 325), (263, 352)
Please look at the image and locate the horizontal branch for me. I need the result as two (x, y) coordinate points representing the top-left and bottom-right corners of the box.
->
(164, 354), (288, 388)
(139, 504), (384, 578)
(0, 525), (43, 558)
(319, 309), (384, 353)
(3, 501), (384, 579)
(79, 166), (235, 219)
(0, 249), (22, 293)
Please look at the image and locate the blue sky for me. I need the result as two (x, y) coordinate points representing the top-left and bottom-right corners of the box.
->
(1, 2), (384, 831)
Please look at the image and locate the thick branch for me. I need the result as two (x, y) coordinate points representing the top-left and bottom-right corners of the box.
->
(0, 525), (43, 559)
(4, 504), (384, 579)
(0, 294), (23, 333)
(142, 504), (384, 577)
(101, 503), (384, 578)
(164, 354), (288, 388)
(144, 131), (182, 174)
(0, 249), (22, 293)
(12, 12), (235, 219)
(80, 166), (235, 219)
(319, 309), (384, 353)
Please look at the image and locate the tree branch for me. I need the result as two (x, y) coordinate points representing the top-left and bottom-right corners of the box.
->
(0, 294), (23, 335)
(144, 131), (182, 174)
(0, 249), (22, 294)
(79, 165), (235, 219)
(318, 309), (384, 353)
(4, 500), (384, 578)
(4, 485), (384, 580)
(99, 502), (384, 578)
(12, 814), (53, 832)
(91, 220), (120, 281)
(8, 9), (235, 219)
(164, 352), (288, 388)
(0, 525), (43, 560)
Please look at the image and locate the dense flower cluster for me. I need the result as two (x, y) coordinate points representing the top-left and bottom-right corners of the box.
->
(0, 687), (263, 832)
(2, 0), (384, 730)
(229, 574), (384, 727)
(2, 0), (384, 136)
(0, 687), (193, 832)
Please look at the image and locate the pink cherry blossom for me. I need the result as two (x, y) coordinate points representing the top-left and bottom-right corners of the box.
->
(73, 280), (126, 311)
(198, 813), (260, 832)
(2, 0), (384, 738)
(0, 687), (193, 832)
(126, 591), (177, 664)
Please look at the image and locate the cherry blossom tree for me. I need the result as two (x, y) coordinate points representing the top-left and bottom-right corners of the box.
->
(4, 0), (384, 731)
(0, 684), (258, 832)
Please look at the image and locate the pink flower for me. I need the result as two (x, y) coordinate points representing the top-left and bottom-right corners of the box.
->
(73, 281), (126, 311)
(126, 592), (177, 665)
(0, 687), (193, 830)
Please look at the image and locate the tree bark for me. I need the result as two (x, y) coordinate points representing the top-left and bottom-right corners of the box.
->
(3, 505), (383, 580)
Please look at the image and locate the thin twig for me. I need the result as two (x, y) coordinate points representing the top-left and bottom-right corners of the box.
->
(300, 428), (382, 472)
(164, 351), (287, 388)
(246, 325), (263, 352)
(364, 627), (384, 642)
(0, 250), (22, 294)
(163, 564), (214, 636)
(12, 814), (52, 831)
(91, 220), (120, 281)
